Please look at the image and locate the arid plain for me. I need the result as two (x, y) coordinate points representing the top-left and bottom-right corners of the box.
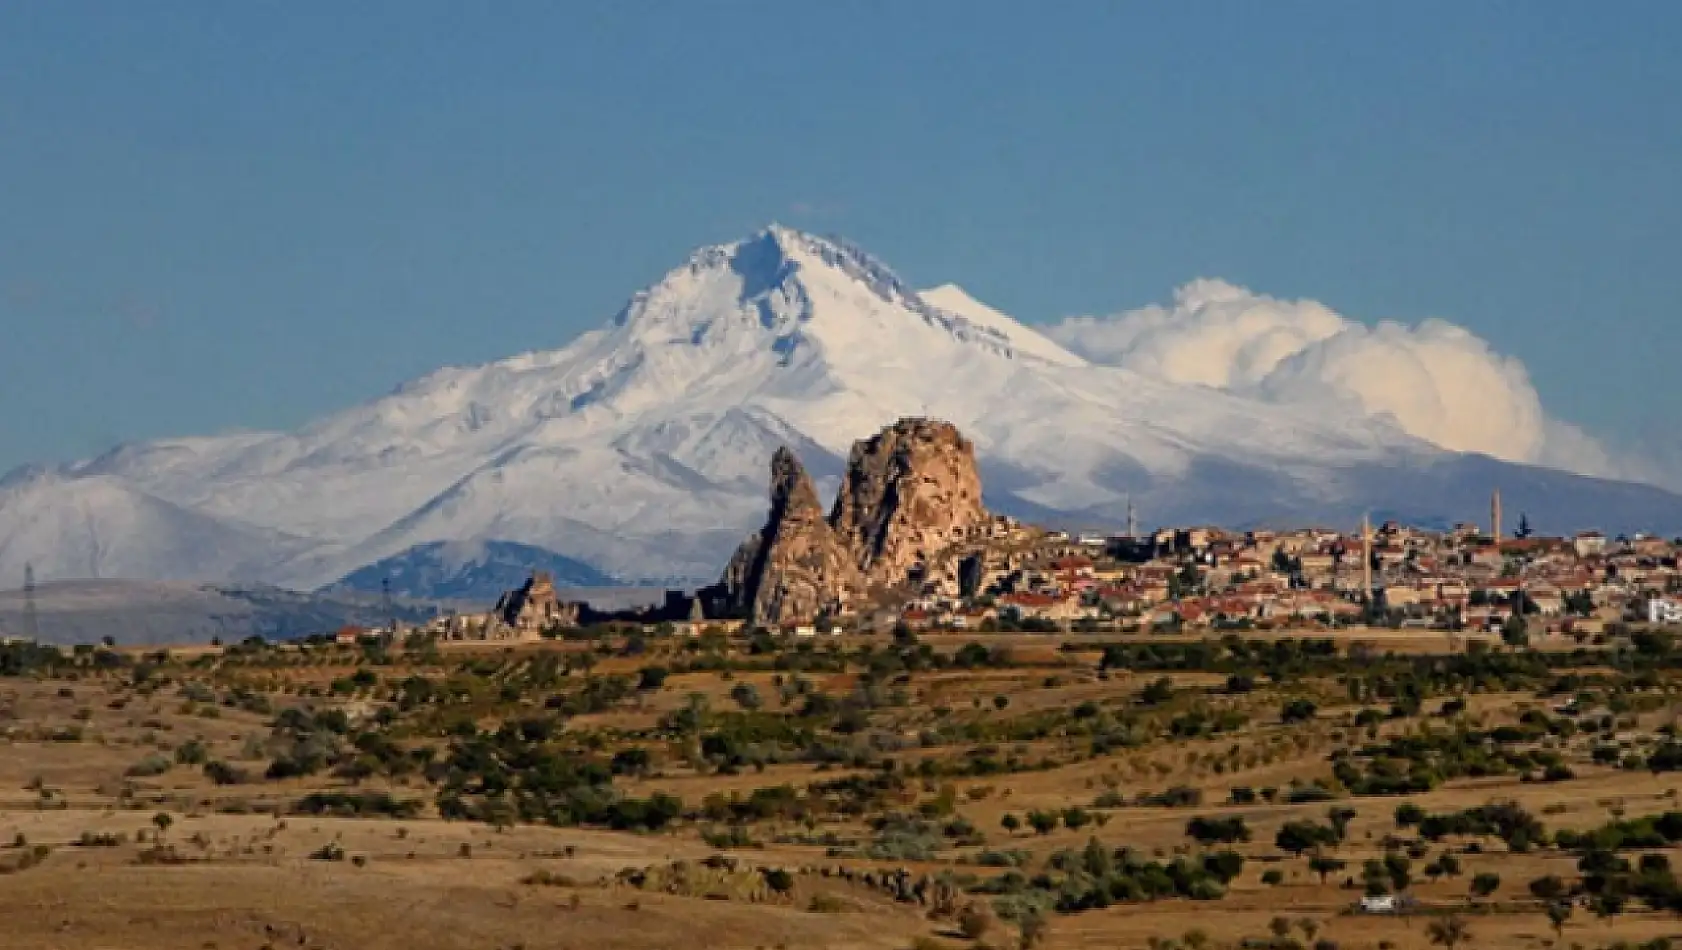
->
(4, 627), (1682, 950)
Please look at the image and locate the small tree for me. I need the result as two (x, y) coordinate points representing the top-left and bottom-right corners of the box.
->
(1327, 807), (1357, 843)
(1277, 820), (1335, 856)
(1186, 815), (1250, 845)
(1000, 813), (1021, 835)
(729, 682), (762, 711)
(1589, 891), (1625, 925)
(151, 812), (173, 839)
(1281, 698), (1318, 723)
(1309, 854), (1346, 884)
(1018, 907), (1049, 949)
(1379, 850), (1406, 887)
(1139, 677), (1175, 705)
(958, 903), (992, 940)
(1027, 810), (1060, 835)
(760, 868), (795, 894)
(1528, 875), (1565, 901)
(1501, 614), (1529, 648)
(1545, 900), (1572, 940)
(1426, 915), (1471, 950)
(1469, 872), (1500, 902)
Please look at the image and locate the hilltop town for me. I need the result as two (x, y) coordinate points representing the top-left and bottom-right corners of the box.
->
(377, 418), (1680, 650)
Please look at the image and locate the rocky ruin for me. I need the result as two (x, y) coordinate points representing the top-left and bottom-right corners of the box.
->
(716, 418), (993, 626)
(829, 418), (990, 587)
(492, 570), (578, 634)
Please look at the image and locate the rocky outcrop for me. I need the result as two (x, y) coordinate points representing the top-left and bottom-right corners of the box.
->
(829, 418), (989, 588)
(717, 418), (990, 625)
(719, 448), (861, 626)
(493, 570), (578, 633)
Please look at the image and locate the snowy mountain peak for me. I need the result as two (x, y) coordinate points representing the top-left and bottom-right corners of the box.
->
(605, 225), (1079, 373)
(630, 225), (912, 330)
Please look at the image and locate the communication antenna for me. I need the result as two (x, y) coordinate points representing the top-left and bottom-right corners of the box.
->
(381, 576), (396, 635)
(23, 562), (40, 642)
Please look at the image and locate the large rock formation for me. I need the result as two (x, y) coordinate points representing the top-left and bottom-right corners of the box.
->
(829, 418), (989, 587)
(493, 570), (579, 634)
(719, 448), (861, 626)
(718, 418), (990, 626)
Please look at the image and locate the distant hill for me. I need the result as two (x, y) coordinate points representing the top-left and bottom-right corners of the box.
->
(326, 540), (617, 603)
(0, 580), (439, 647)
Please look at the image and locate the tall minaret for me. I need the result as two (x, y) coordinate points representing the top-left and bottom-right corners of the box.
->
(22, 563), (39, 643)
(1491, 488), (1503, 541)
(1126, 496), (1138, 539)
(1361, 513), (1373, 604)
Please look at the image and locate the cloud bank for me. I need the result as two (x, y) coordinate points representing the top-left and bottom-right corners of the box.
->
(1044, 279), (1633, 481)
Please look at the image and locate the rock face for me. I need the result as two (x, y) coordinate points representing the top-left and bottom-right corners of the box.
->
(718, 418), (989, 626)
(721, 448), (861, 626)
(829, 419), (989, 587)
(493, 571), (579, 633)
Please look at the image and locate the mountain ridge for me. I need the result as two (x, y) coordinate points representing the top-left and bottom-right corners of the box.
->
(327, 540), (616, 602)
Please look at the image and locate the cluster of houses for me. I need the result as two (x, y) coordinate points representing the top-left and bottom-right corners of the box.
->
(327, 519), (1682, 645)
(891, 522), (1682, 638)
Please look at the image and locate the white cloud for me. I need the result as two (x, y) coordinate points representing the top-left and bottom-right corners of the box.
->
(1047, 279), (1346, 388)
(1043, 279), (1623, 479)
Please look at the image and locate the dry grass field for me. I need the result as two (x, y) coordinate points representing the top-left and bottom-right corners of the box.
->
(3, 628), (1682, 950)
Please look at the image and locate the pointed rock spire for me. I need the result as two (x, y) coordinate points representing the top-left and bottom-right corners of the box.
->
(719, 447), (859, 627)
(768, 447), (825, 522)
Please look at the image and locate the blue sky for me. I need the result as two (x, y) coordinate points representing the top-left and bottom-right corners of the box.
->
(2, 1), (1679, 474)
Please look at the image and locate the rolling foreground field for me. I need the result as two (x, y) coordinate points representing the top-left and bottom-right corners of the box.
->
(4, 627), (1682, 950)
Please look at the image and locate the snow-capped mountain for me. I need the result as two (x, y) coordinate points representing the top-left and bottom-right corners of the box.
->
(5, 225), (1681, 592)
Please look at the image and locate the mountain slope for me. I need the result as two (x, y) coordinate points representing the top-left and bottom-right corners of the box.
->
(327, 540), (616, 603)
(918, 283), (1087, 366)
(0, 469), (311, 585)
(5, 224), (1682, 592)
(0, 579), (438, 646)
